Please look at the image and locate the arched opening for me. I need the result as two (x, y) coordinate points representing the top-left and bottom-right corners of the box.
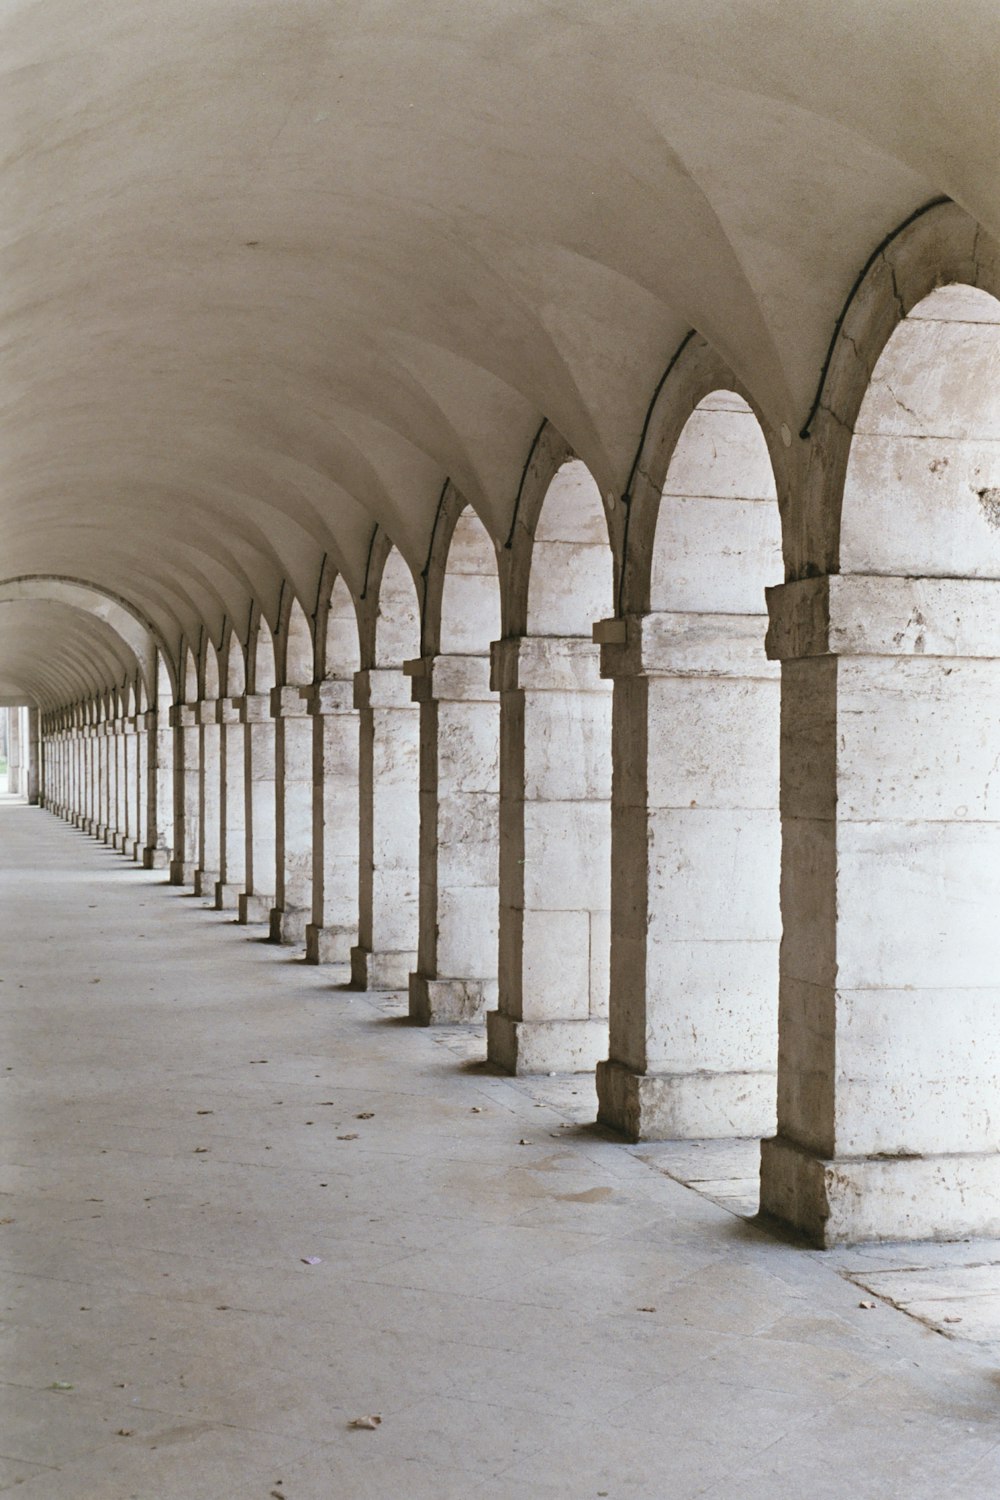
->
(270, 598), (315, 944)
(308, 576), (361, 974)
(599, 392), (783, 1145)
(411, 508), (501, 1024)
(842, 284), (1000, 575)
(254, 620), (277, 694)
(490, 459), (614, 1074)
(226, 637), (246, 697)
(440, 509), (501, 653)
(352, 547), (421, 988)
(238, 618), (277, 923)
(285, 599), (314, 687)
(325, 576), (361, 680)
(763, 281), (1000, 1244)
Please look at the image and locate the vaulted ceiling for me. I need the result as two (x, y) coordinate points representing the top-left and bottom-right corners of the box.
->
(3, 0), (999, 703)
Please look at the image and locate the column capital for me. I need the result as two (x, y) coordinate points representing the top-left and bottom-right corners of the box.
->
(269, 685), (311, 719)
(303, 680), (355, 716)
(766, 574), (1000, 662)
(197, 700), (219, 726)
(490, 635), (605, 694)
(353, 667), (412, 710)
(404, 654), (493, 703)
(169, 704), (198, 729)
(216, 697), (243, 724)
(595, 612), (775, 681)
(233, 693), (271, 724)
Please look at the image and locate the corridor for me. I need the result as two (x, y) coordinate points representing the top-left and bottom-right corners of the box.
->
(2, 797), (999, 1497)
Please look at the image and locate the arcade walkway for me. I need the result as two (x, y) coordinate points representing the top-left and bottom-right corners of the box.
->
(2, 799), (999, 1498)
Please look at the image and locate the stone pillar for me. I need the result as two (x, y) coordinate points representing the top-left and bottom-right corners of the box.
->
(131, 713), (146, 859)
(237, 695), (276, 923)
(595, 612), (780, 1139)
(112, 718), (128, 849)
(97, 719), (113, 841)
(26, 707), (40, 806)
(62, 719), (71, 814)
(215, 697), (246, 908)
(351, 666), (419, 988)
(70, 718), (81, 821)
(168, 704), (200, 885)
(194, 700), (222, 898)
(407, 653), (499, 1024)
(82, 721), (96, 832)
(8, 706), (22, 796)
(761, 575), (1000, 1245)
(268, 687), (313, 944)
(487, 636), (612, 1073)
(142, 705), (172, 868)
(44, 718), (55, 812)
(305, 680), (359, 978)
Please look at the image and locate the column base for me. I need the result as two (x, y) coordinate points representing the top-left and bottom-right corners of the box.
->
(596, 1059), (775, 1142)
(238, 891), (274, 924)
(169, 859), (199, 886)
(193, 867), (220, 898)
(408, 974), (496, 1025)
(269, 905), (310, 945)
(142, 845), (170, 870)
(760, 1133), (1000, 1247)
(214, 881), (244, 910)
(111, 832), (128, 853)
(486, 1011), (608, 1075)
(350, 946), (417, 991)
(305, 923), (353, 975)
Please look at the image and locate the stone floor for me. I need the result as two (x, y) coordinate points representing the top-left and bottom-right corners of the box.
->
(2, 795), (1000, 1498)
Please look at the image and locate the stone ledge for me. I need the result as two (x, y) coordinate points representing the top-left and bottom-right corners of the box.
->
(760, 1133), (1000, 1246)
(486, 1011), (608, 1075)
(767, 575), (1000, 661)
(596, 1059), (776, 1142)
(351, 944), (417, 991)
(269, 904), (310, 945)
(409, 974), (495, 1025)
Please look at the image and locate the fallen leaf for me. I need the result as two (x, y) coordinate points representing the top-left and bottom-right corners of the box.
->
(942, 1315), (963, 1324)
(196, 1109), (213, 1116)
(470, 1106), (483, 1114)
(518, 1138), (531, 1146)
(337, 1133), (359, 1141)
(0, 1217), (15, 1225)
(637, 1306), (657, 1313)
(858, 1300), (877, 1310)
(116, 1429), (134, 1437)
(193, 1147), (209, 1154)
(301, 1256), (322, 1265)
(356, 1111), (375, 1120)
(348, 1414), (382, 1430)
(48, 1382), (73, 1391)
